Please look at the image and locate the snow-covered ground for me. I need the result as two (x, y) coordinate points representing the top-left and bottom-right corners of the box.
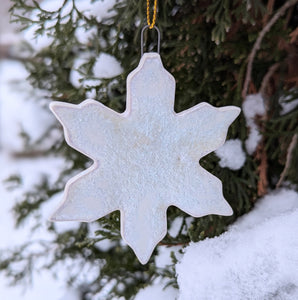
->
(176, 188), (298, 300)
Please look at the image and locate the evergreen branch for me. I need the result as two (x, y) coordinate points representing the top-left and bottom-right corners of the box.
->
(242, 0), (298, 99)
(276, 133), (298, 188)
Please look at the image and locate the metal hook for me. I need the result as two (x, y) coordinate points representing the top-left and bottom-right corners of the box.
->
(140, 25), (160, 56)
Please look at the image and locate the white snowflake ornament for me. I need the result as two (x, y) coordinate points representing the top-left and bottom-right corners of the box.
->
(50, 52), (240, 264)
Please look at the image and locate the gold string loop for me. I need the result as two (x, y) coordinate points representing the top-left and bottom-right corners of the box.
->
(146, 0), (157, 29)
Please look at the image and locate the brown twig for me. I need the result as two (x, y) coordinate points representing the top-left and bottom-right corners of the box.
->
(255, 137), (268, 197)
(158, 241), (189, 247)
(289, 27), (298, 44)
(259, 62), (280, 99)
(11, 150), (50, 158)
(285, 5), (295, 29)
(276, 133), (298, 188)
(262, 0), (275, 25)
(242, 0), (298, 99)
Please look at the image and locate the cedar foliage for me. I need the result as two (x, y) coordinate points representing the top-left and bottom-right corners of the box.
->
(1, 0), (298, 299)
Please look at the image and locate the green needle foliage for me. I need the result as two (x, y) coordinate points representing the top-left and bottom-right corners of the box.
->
(1, 0), (297, 299)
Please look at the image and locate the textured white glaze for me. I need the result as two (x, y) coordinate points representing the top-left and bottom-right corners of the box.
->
(49, 53), (241, 264)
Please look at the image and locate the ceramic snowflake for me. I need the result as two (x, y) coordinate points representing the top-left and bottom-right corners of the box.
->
(50, 52), (240, 264)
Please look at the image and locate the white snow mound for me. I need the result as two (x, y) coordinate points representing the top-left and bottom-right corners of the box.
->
(176, 188), (298, 300)
(242, 93), (266, 155)
(215, 139), (246, 170)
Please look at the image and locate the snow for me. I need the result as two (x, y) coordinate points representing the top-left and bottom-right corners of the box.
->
(92, 53), (123, 79)
(23, 0), (73, 51)
(59, 288), (81, 300)
(69, 52), (123, 89)
(279, 93), (298, 115)
(75, 0), (117, 22)
(176, 188), (298, 300)
(75, 25), (98, 45)
(24, 0), (117, 52)
(69, 54), (94, 88)
(38, 0), (70, 13)
(0, 272), (80, 300)
(0, 152), (74, 299)
(242, 93), (266, 155)
(0, 60), (55, 152)
(0, 57), (87, 299)
(155, 245), (182, 269)
(215, 139), (246, 170)
(135, 282), (178, 300)
(0, 0), (21, 46)
(74, 0), (117, 43)
(168, 216), (184, 238)
(88, 222), (116, 252)
(23, 26), (53, 52)
(0, 1), (121, 296)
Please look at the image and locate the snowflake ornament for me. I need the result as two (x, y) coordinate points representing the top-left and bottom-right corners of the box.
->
(50, 53), (240, 264)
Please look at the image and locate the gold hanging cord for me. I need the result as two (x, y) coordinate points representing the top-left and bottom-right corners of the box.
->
(146, 0), (157, 29)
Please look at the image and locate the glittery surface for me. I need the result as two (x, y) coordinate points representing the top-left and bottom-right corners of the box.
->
(50, 53), (240, 264)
